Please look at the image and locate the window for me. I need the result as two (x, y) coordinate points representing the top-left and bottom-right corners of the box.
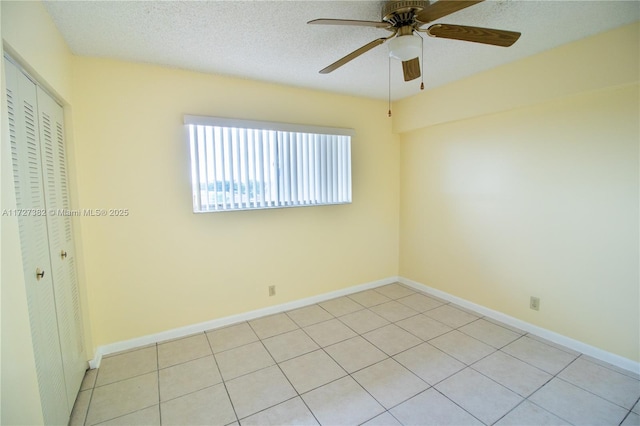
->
(185, 115), (353, 212)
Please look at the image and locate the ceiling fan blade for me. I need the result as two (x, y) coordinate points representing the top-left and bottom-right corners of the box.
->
(402, 58), (421, 82)
(415, 0), (484, 24)
(428, 23), (521, 47)
(308, 19), (391, 29)
(319, 37), (388, 74)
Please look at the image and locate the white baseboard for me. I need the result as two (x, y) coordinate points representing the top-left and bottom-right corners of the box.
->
(90, 275), (639, 376)
(398, 276), (640, 376)
(89, 276), (399, 368)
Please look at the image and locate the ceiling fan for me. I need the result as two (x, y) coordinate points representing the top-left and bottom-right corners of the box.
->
(309, 0), (521, 83)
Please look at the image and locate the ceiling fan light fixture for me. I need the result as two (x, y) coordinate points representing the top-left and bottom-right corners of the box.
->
(388, 34), (421, 61)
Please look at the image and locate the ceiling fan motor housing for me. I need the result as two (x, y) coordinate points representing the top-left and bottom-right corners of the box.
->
(382, 0), (431, 26)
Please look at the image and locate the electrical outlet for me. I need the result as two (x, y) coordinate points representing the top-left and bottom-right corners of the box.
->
(268, 285), (276, 297)
(530, 296), (540, 311)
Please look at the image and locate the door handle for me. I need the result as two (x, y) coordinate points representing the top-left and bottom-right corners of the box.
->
(61, 250), (68, 259)
(36, 268), (45, 280)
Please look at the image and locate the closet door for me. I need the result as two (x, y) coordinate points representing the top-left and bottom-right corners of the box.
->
(5, 58), (70, 425)
(37, 86), (86, 407)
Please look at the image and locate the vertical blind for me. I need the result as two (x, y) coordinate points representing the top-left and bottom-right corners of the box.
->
(185, 115), (353, 212)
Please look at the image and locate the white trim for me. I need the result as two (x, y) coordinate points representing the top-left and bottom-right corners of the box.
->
(89, 276), (398, 368)
(398, 277), (640, 376)
(184, 114), (355, 137)
(3, 52), (64, 107)
(89, 275), (639, 376)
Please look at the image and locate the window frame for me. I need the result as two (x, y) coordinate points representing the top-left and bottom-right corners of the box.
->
(185, 115), (354, 213)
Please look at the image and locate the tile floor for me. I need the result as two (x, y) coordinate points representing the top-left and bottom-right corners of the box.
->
(71, 283), (640, 426)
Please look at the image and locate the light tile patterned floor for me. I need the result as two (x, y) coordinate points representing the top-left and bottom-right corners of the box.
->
(71, 283), (640, 426)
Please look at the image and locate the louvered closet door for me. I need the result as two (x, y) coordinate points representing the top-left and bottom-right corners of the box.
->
(5, 58), (70, 425)
(37, 86), (86, 407)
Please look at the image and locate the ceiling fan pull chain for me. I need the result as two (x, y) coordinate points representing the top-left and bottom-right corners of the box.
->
(388, 56), (392, 117)
(420, 34), (425, 90)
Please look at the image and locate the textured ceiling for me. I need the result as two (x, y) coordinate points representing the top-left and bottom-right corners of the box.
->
(44, 1), (639, 101)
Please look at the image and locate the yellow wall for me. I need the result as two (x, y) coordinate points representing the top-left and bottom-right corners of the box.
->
(1, 1), (74, 424)
(393, 23), (640, 134)
(1, 0), (72, 102)
(398, 23), (639, 361)
(70, 57), (400, 346)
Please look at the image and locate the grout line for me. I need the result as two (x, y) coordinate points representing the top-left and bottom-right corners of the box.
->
(552, 374), (637, 412)
(524, 398), (576, 425)
(385, 408), (405, 425)
(351, 357), (431, 411)
(91, 370), (158, 390)
(492, 397), (531, 425)
(205, 332), (240, 424)
(300, 307), (442, 422)
(158, 382), (235, 406)
(619, 397), (640, 426)
(236, 395), (303, 423)
(470, 349), (554, 394)
(156, 352), (214, 371)
(257, 338), (323, 425)
(79, 287), (639, 426)
(80, 388), (93, 426)
(576, 354), (640, 381)
(286, 303), (337, 326)
(430, 386), (487, 426)
(495, 333), (577, 376)
(87, 404), (158, 426)
(524, 333), (583, 357)
(81, 371), (97, 426)
(506, 352), (632, 424)
(80, 356), (159, 425)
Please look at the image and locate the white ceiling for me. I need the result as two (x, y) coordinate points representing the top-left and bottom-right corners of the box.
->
(44, 0), (639, 101)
